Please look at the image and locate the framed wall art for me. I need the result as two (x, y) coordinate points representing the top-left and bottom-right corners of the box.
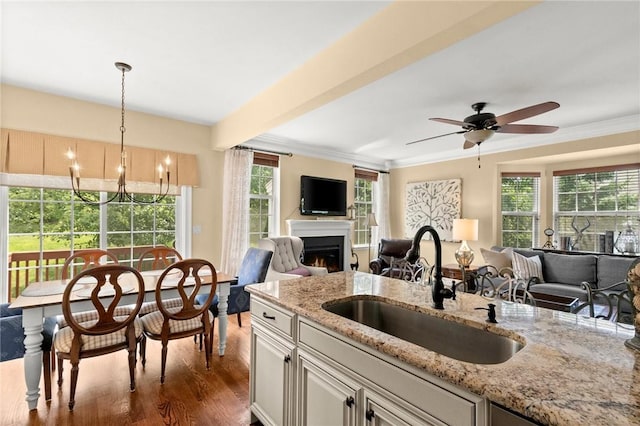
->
(405, 178), (461, 241)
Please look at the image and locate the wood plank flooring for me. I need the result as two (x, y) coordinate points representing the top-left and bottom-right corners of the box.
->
(0, 312), (255, 426)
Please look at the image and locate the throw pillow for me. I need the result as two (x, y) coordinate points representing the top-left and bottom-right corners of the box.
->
(511, 252), (544, 281)
(480, 247), (513, 271)
(287, 266), (312, 277)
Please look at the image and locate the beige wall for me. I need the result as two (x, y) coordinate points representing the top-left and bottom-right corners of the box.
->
(2, 84), (638, 272)
(1, 84), (224, 264)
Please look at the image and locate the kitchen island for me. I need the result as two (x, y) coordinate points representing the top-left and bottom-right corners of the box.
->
(246, 271), (640, 425)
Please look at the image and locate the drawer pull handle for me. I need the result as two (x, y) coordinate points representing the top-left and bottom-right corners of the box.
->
(262, 312), (276, 320)
(345, 396), (355, 407)
(284, 354), (291, 363)
(366, 409), (375, 421)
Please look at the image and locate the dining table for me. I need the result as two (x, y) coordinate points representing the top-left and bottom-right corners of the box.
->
(9, 268), (234, 411)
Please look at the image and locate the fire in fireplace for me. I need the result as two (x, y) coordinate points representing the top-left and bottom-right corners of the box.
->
(301, 236), (344, 273)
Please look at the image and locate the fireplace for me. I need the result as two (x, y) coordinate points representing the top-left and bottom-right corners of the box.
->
(286, 220), (352, 273)
(301, 236), (344, 272)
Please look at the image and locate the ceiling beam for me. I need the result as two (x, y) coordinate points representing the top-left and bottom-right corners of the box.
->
(210, 1), (540, 151)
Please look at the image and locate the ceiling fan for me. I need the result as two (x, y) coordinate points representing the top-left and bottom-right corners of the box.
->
(407, 101), (560, 149)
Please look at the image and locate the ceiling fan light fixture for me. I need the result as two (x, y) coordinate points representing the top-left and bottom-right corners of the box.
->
(465, 129), (495, 144)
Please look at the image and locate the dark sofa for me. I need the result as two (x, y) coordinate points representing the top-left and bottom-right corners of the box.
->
(479, 247), (638, 319)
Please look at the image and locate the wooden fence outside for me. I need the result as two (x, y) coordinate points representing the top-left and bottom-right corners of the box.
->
(7, 245), (157, 302)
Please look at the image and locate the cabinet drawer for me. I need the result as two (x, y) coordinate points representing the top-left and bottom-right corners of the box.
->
(251, 298), (294, 338)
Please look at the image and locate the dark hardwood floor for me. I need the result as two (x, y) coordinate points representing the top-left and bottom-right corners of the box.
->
(0, 312), (254, 426)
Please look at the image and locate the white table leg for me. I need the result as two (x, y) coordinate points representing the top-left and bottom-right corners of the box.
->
(22, 307), (44, 410)
(217, 283), (230, 356)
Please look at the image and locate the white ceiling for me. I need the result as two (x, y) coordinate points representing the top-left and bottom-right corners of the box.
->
(2, 1), (639, 170)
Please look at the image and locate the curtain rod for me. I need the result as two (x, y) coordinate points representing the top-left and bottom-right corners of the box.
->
(235, 146), (293, 157)
(353, 164), (389, 174)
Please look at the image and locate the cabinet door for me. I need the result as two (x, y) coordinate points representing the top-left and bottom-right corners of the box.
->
(250, 327), (295, 426)
(364, 390), (445, 426)
(297, 353), (358, 426)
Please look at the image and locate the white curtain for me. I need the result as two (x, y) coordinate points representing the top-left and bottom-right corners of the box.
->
(220, 148), (252, 276)
(375, 172), (391, 241)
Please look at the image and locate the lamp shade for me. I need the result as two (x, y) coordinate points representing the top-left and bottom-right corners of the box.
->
(365, 213), (378, 227)
(465, 129), (495, 144)
(452, 218), (478, 241)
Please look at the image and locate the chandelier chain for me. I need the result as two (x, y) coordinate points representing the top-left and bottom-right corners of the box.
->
(120, 67), (126, 134)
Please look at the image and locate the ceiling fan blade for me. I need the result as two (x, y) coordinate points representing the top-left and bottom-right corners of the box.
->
(406, 130), (466, 145)
(497, 124), (559, 134)
(463, 140), (476, 149)
(429, 117), (470, 127)
(495, 101), (560, 126)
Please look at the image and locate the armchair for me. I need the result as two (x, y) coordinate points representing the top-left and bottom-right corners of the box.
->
(369, 238), (414, 278)
(258, 236), (328, 281)
(196, 247), (273, 330)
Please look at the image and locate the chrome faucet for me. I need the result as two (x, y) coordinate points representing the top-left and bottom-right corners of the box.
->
(404, 225), (454, 310)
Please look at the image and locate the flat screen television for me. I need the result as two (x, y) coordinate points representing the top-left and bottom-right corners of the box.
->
(300, 175), (347, 216)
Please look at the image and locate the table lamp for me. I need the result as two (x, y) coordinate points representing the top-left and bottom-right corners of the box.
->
(452, 218), (478, 268)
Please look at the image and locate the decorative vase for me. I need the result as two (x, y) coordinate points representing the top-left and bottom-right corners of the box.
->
(624, 260), (640, 351)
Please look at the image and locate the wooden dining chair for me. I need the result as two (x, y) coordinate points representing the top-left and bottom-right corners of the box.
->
(61, 249), (119, 279)
(136, 246), (184, 316)
(54, 265), (145, 410)
(140, 259), (217, 384)
(52, 249), (121, 375)
(136, 246), (182, 271)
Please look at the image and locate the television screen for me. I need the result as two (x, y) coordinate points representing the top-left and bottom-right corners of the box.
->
(300, 175), (347, 216)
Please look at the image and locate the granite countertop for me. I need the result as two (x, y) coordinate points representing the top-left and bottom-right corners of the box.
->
(246, 271), (640, 426)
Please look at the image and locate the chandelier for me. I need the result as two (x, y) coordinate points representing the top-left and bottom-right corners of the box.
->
(66, 62), (171, 204)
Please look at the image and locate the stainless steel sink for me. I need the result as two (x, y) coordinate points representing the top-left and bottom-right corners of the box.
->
(322, 298), (524, 364)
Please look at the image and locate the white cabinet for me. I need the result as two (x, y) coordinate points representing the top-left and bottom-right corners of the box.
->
(297, 353), (358, 426)
(363, 390), (443, 426)
(297, 318), (485, 426)
(250, 298), (295, 426)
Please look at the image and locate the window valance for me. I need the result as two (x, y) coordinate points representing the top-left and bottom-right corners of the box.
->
(0, 128), (199, 187)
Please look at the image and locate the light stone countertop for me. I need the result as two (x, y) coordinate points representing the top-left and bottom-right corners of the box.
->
(246, 271), (640, 426)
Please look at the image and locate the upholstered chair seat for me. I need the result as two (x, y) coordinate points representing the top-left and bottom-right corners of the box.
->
(141, 307), (212, 335)
(54, 316), (144, 353)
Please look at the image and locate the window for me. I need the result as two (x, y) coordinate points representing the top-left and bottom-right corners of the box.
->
(105, 193), (177, 264)
(501, 173), (540, 248)
(248, 153), (280, 247)
(4, 184), (178, 302)
(354, 169), (377, 246)
(554, 164), (639, 252)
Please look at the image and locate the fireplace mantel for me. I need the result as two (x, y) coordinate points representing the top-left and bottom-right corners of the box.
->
(286, 220), (352, 270)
